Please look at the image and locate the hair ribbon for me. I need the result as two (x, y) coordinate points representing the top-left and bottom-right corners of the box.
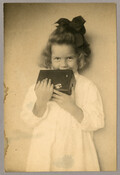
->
(55, 16), (86, 47)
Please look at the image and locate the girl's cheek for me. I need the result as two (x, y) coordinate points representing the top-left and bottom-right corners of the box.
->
(68, 62), (76, 68)
(52, 62), (60, 69)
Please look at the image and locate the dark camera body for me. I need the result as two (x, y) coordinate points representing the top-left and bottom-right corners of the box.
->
(36, 70), (75, 95)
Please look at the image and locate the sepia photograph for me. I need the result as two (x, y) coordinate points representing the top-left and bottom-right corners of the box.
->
(3, 2), (117, 172)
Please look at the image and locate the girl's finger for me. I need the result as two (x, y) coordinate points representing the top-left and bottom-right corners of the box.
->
(35, 81), (40, 90)
(51, 97), (62, 104)
(50, 84), (54, 91)
(53, 89), (64, 96)
(41, 78), (47, 83)
(52, 93), (63, 100)
(40, 80), (44, 87)
(71, 87), (75, 101)
(71, 86), (75, 96)
(42, 78), (48, 88)
(47, 79), (51, 88)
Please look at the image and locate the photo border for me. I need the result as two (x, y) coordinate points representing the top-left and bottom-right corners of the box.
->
(0, 0), (120, 174)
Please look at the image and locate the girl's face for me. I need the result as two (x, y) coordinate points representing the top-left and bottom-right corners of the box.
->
(51, 44), (78, 73)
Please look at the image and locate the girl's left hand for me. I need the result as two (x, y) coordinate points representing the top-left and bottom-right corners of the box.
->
(51, 88), (76, 113)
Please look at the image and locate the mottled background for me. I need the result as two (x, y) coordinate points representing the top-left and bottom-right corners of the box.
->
(4, 3), (116, 171)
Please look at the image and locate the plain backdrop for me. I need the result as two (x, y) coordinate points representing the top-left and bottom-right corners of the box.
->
(4, 3), (116, 171)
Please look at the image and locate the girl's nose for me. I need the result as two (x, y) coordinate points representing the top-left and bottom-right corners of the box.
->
(60, 58), (68, 68)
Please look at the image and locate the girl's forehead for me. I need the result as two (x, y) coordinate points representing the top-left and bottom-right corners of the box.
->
(51, 44), (76, 56)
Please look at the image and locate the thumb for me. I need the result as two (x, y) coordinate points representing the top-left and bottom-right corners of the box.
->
(71, 86), (75, 99)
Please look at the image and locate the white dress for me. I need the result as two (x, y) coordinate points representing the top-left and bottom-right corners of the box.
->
(20, 72), (104, 172)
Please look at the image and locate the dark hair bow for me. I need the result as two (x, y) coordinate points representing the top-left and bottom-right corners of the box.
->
(70, 16), (86, 35)
(55, 18), (71, 32)
(55, 16), (86, 34)
(55, 16), (86, 47)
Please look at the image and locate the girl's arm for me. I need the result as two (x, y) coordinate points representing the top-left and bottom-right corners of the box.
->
(33, 78), (53, 118)
(32, 101), (47, 118)
(52, 82), (104, 132)
(52, 89), (84, 123)
(20, 79), (53, 128)
(79, 82), (105, 131)
(20, 84), (50, 128)
(66, 103), (84, 123)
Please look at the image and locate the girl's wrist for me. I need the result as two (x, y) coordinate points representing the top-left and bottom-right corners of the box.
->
(36, 100), (47, 108)
(69, 104), (84, 123)
(33, 100), (47, 118)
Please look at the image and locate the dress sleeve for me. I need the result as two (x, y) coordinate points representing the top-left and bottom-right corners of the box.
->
(20, 84), (49, 128)
(80, 82), (105, 131)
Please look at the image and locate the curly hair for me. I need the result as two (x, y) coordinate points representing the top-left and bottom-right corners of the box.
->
(39, 16), (91, 73)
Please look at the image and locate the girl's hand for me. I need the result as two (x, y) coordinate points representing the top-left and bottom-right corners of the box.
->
(51, 88), (76, 113)
(34, 78), (53, 106)
(52, 88), (84, 123)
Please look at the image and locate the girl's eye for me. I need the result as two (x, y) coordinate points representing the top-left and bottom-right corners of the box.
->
(54, 57), (61, 61)
(67, 57), (73, 61)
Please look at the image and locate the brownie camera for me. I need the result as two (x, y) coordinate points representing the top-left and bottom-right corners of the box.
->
(36, 70), (75, 95)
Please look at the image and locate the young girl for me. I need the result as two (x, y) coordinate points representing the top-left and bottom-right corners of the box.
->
(20, 16), (104, 172)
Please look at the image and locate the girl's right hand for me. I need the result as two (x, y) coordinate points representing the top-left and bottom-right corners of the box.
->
(34, 78), (53, 106)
